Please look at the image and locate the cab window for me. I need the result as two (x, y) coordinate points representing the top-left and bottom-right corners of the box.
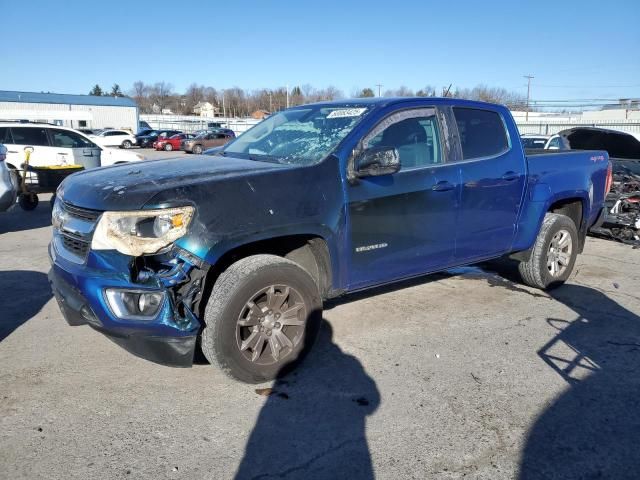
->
(453, 107), (509, 160)
(365, 108), (442, 168)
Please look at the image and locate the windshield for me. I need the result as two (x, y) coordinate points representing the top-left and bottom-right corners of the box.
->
(222, 105), (370, 165)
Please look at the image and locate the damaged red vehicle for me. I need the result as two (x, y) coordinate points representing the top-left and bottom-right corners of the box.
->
(154, 133), (196, 151)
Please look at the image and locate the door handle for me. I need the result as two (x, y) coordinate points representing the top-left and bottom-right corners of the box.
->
(432, 181), (455, 192)
(8, 150), (18, 153)
(501, 171), (519, 181)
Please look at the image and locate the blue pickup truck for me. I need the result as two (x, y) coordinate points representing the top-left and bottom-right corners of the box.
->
(49, 97), (612, 382)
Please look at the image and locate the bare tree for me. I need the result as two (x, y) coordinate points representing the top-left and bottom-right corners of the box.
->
(183, 84), (206, 114)
(125, 81), (527, 119)
(452, 84), (526, 109)
(129, 81), (151, 113)
(416, 86), (437, 97)
(150, 82), (174, 113)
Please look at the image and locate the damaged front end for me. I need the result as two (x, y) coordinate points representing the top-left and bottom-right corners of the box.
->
(132, 247), (208, 330)
(591, 165), (640, 246)
(49, 197), (210, 367)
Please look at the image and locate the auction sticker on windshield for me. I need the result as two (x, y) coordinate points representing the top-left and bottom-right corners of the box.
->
(326, 108), (367, 118)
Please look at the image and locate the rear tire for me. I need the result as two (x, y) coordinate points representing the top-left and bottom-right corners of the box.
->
(518, 213), (578, 290)
(193, 144), (203, 154)
(201, 254), (322, 383)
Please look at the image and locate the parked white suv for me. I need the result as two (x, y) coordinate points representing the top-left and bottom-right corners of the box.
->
(0, 123), (145, 169)
(90, 129), (137, 149)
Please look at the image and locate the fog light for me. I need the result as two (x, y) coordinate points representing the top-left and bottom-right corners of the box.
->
(80, 305), (101, 326)
(105, 288), (165, 320)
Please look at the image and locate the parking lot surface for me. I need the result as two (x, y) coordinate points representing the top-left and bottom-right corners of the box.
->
(1, 184), (640, 479)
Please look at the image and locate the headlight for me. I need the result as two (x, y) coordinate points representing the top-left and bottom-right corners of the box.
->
(91, 206), (194, 256)
(51, 196), (64, 229)
(105, 288), (165, 320)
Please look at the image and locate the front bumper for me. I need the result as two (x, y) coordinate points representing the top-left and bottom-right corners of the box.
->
(48, 242), (200, 367)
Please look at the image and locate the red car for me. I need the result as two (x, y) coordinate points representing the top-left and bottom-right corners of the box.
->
(154, 133), (196, 151)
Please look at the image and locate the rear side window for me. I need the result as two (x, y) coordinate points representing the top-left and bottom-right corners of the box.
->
(10, 127), (50, 147)
(453, 108), (509, 160)
(0, 127), (12, 144)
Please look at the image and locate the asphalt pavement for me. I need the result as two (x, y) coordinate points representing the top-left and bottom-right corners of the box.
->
(1, 179), (640, 479)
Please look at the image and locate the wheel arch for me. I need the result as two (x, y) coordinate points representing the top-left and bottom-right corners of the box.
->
(197, 234), (334, 319)
(511, 195), (588, 261)
(546, 196), (587, 252)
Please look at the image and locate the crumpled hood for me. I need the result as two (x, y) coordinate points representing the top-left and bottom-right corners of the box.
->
(59, 155), (285, 211)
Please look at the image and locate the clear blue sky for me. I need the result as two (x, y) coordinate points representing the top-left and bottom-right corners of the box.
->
(1, 0), (638, 105)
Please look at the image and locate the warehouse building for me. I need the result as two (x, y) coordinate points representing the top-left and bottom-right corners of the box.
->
(0, 90), (138, 132)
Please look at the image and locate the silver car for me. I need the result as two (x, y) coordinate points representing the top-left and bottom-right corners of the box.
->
(0, 144), (18, 212)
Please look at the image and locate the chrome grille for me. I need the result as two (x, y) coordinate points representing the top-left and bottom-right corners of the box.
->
(60, 232), (91, 258)
(54, 200), (101, 263)
(62, 201), (101, 222)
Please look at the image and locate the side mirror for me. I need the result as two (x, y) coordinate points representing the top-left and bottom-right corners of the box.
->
(355, 146), (401, 178)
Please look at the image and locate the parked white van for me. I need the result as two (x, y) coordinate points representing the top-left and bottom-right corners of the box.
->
(0, 123), (145, 169)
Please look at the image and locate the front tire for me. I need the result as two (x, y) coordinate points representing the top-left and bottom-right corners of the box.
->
(121, 140), (132, 149)
(518, 213), (578, 290)
(193, 144), (203, 154)
(164, 143), (173, 151)
(201, 255), (322, 383)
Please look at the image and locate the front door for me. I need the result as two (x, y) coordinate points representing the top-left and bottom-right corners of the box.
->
(347, 108), (460, 289)
(49, 128), (101, 169)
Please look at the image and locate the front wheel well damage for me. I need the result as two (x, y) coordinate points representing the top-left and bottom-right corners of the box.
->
(197, 235), (332, 319)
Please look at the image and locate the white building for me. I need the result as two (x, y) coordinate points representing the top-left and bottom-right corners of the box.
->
(193, 101), (219, 117)
(0, 90), (139, 131)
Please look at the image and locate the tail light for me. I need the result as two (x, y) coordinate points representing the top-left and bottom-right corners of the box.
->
(605, 162), (613, 196)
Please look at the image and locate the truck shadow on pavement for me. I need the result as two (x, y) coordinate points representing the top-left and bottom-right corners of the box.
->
(0, 202), (52, 234)
(234, 321), (380, 480)
(519, 284), (640, 479)
(0, 270), (52, 342)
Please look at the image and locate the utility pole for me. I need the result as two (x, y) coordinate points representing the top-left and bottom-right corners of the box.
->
(375, 84), (383, 97)
(221, 90), (226, 118)
(286, 84), (289, 109)
(524, 75), (534, 121)
(268, 91), (272, 113)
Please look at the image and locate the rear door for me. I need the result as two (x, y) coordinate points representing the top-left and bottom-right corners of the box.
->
(0, 127), (20, 167)
(453, 107), (526, 261)
(347, 107), (460, 288)
(8, 126), (57, 167)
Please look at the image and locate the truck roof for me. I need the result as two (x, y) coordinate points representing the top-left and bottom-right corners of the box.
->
(305, 96), (508, 110)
